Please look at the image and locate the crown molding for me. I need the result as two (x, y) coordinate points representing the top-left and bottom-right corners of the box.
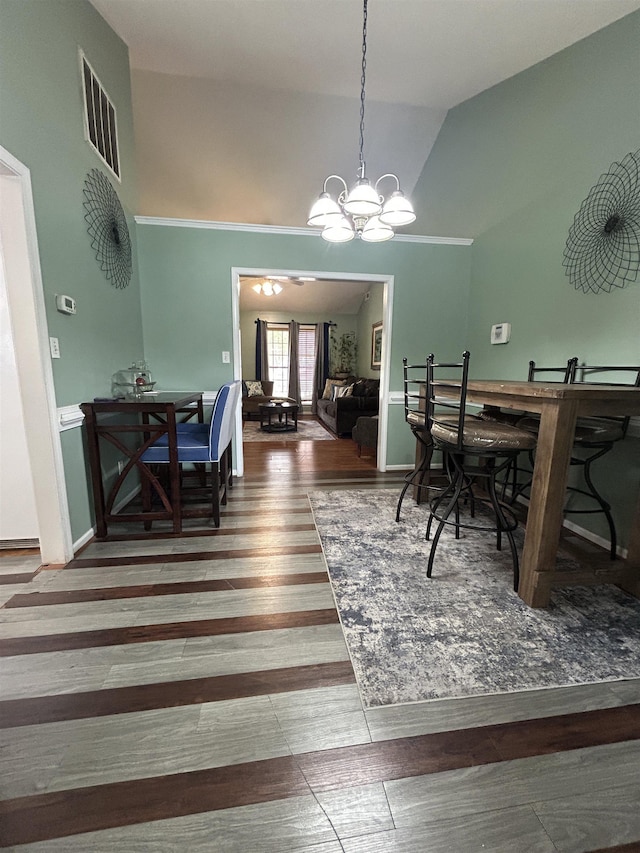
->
(134, 216), (473, 246)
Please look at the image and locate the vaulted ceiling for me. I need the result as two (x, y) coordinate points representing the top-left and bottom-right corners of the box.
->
(91, 0), (640, 234)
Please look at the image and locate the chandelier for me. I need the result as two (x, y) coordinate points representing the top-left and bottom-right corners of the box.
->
(307, 0), (416, 243)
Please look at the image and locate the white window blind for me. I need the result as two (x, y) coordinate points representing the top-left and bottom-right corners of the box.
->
(298, 326), (316, 403)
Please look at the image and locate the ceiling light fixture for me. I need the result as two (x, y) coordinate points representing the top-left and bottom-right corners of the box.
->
(252, 280), (283, 296)
(307, 0), (415, 243)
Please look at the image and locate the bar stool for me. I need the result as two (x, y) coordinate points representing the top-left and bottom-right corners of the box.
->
(425, 352), (537, 591)
(396, 358), (435, 522)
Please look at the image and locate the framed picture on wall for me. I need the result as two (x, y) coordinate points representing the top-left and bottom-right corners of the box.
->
(371, 321), (382, 370)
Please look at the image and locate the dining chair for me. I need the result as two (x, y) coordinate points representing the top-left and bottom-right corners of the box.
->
(498, 357), (578, 500)
(395, 358), (433, 521)
(425, 351), (537, 591)
(563, 364), (640, 559)
(141, 380), (242, 527)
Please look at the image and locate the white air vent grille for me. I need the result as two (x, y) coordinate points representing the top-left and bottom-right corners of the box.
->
(80, 52), (120, 179)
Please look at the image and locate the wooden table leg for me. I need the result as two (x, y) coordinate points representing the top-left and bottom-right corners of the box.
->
(518, 399), (578, 607)
(167, 410), (182, 533)
(82, 406), (108, 538)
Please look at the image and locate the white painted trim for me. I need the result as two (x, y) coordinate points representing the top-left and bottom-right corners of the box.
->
(231, 267), (393, 473)
(73, 526), (96, 553)
(135, 216), (473, 246)
(58, 405), (85, 431)
(0, 146), (73, 564)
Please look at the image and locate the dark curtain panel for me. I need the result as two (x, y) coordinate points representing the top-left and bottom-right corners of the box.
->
(255, 319), (269, 380)
(311, 322), (331, 414)
(288, 321), (301, 409)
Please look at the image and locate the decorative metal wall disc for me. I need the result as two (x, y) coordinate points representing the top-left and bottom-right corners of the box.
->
(563, 149), (640, 294)
(83, 168), (132, 289)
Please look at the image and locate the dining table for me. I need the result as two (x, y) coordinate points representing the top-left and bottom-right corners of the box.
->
(81, 391), (204, 538)
(436, 379), (640, 608)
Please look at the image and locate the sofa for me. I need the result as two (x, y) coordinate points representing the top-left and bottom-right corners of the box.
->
(242, 380), (298, 419)
(316, 377), (379, 436)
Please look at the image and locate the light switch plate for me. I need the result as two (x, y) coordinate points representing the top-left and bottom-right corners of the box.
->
(490, 323), (511, 345)
(49, 337), (60, 358)
(222, 351), (230, 363)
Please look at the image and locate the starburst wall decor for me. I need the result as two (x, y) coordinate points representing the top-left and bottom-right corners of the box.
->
(83, 168), (132, 289)
(563, 149), (640, 294)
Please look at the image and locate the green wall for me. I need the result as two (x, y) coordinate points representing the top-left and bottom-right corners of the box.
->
(412, 11), (640, 547)
(0, 0), (142, 540)
(356, 283), (384, 378)
(137, 224), (471, 470)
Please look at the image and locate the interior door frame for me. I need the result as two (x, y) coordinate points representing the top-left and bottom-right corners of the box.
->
(0, 145), (73, 564)
(231, 267), (394, 477)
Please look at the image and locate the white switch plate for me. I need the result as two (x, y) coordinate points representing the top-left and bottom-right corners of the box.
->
(490, 323), (511, 345)
(49, 337), (60, 358)
(222, 351), (230, 363)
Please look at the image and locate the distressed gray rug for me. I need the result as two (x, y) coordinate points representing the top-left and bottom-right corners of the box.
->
(243, 418), (335, 442)
(308, 488), (640, 708)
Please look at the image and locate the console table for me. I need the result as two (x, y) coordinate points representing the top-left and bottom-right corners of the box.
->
(81, 392), (203, 538)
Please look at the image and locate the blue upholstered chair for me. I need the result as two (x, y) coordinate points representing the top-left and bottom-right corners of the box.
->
(141, 380), (242, 527)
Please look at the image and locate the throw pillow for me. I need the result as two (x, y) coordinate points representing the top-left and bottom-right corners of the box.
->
(331, 383), (354, 400)
(246, 380), (264, 397)
(322, 378), (346, 400)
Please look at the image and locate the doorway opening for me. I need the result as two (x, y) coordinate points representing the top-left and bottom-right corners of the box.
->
(0, 146), (72, 565)
(231, 268), (394, 478)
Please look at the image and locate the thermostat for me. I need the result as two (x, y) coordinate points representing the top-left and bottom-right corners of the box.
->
(56, 294), (76, 315)
(490, 322), (511, 345)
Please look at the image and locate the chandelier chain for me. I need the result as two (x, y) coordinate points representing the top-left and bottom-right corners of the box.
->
(358, 0), (368, 173)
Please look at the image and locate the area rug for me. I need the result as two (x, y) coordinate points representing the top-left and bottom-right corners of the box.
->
(308, 488), (640, 707)
(243, 418), (336, 442)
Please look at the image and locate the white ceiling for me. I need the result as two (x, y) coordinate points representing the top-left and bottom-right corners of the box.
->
(239, 276), (373, 314)
(91, 0), (640, 110)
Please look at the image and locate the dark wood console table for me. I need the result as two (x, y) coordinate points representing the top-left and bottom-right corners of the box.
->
(81, 392), (203, 538)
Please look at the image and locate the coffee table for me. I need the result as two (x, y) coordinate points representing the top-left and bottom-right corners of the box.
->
(259, 401), (299, 432)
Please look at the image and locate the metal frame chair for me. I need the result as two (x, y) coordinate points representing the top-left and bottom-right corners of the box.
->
(425, 352), (537, 591)
(395, 358), (434, 522)
(563, 364), (640, 559)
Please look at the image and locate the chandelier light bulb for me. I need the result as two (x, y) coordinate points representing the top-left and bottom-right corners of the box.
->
(307, 192), (342, 227)
(343, 178), (382, 217)
(379, 191), (416, 227)
(361, 215), (394, 242)
(322, 216), (356, 243)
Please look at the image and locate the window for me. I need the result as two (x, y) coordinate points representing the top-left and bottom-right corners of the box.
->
(266, 324), (289, 397)
(80, 52), (120, 179)
(266, 323), (317, 401)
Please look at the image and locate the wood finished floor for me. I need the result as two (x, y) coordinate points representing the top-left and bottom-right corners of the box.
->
(2, 432), (640, 851)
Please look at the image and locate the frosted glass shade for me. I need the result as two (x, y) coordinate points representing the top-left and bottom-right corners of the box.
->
(379, 191), (416, 227)
(322, 216), (355, 243)
(343, 180), (382, 217)
(361, 216), (394, 242)
(307, 193), (342, 227)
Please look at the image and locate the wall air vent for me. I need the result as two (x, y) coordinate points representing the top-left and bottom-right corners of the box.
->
(80, 52), (120, 179)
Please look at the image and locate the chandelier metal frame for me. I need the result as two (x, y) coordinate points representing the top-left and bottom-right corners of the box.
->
(307, 0), (416, 243)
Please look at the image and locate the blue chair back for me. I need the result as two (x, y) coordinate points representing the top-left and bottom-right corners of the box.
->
(209, 380), (241, 462)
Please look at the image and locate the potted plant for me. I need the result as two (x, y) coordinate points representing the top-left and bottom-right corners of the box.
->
(331, 332), (357, 378)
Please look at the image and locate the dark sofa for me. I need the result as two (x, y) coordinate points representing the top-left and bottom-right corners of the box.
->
(316, 377), (379, 436)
